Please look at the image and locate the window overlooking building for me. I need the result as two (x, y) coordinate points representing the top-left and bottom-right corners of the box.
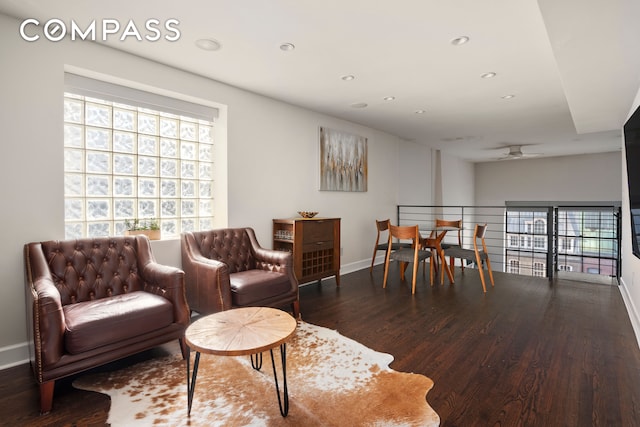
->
(533, 262), (545, 277)
(534, 236), (547, 250)
(559, 237), (574, 253)
(520, 235), (532, 249)
(63, 75), (217, 239)
(508, 259), (520, 274)
(533, 218), (546, 235)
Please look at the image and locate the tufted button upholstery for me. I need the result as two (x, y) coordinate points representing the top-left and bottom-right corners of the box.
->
(181, 227), (300, 319)
(42, 237), (144, 305)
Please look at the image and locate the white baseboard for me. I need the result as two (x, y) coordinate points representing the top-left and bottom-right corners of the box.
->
(619, 277), (640, 351)
(341, 258), (374, 275)
(0, 341), (29, 371)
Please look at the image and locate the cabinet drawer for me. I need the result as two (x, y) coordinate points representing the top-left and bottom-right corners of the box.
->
(303, 220), (335, 243)
(303, 240), (334, 252)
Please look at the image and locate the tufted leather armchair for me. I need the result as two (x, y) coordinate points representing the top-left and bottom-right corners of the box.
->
(181, 227), (300, 319)
(24, 235), (190, 414)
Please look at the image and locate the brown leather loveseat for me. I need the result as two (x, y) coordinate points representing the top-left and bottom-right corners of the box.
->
(181, 227), (300, 318)
(24, 235), (190, 413)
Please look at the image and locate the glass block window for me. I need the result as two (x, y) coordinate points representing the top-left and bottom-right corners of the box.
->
(64, 93), (215, 239)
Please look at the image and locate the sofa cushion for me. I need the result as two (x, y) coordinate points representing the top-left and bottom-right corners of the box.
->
(230, 270), (292, 306)
(63, 291), (174, 354)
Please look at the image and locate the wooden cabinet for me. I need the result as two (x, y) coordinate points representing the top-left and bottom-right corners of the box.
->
(273, 217), (340, 286)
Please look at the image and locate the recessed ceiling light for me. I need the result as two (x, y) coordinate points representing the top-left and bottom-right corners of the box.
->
(279, 43), (295, 51)
(383, 96), (395, 101)
(350, 102), (368, 108)
(501, 94), (515, 99)
(414, 109), (426, 114)
(450, 36), (469, 46)
(195, 38), (222, 51)
(481, 72), (497, 79)
(341, 75), (355, 81)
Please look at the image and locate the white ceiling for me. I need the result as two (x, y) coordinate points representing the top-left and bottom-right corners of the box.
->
(2, 0), (639, 162)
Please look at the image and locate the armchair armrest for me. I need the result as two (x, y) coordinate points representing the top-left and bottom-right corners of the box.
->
(246, 228), (294, 272)
(181, 232), (233, 314)
(254, 246), (293, 270)
(25, 243), (65, 371)
(246, 228), (298, 292)
(141, 261), (190, 327)
(133, 235), (190, 326)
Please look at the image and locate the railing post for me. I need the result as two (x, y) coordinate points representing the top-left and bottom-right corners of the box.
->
(616, 206), (622, 282)
(547, 206), (555, 280)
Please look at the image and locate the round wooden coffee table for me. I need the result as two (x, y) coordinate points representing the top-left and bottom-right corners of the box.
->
(185, 307), (297, 417)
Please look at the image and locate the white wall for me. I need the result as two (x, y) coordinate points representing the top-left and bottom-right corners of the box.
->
(0, 13), (404, 367)
(475, 152), (622, 205)
(621, 88), (640, 349)
(441, 152), (475, 206)
(397, 140), (433, 205)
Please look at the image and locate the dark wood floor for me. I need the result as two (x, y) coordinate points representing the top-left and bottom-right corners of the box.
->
(2, 264), (640, 426)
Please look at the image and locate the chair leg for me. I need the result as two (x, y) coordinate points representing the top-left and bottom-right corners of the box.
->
(411, 261), (419, 294)
(485, 257), (495, 287)
(291, 300), (301, 320)
(399, 261), (407, 281)
(370, 249), (377, 273)
(39, 381), (55, 414)
(179, 338), (188, 360)
(475, 252), (487, 293)
(383, 252), (391, 289)
(429, 257), (434, 286)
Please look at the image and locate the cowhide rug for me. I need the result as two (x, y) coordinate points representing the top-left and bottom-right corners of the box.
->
(73, 321), (440, 426)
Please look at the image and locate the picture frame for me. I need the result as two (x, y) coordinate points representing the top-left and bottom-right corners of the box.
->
(319, 126), (368, 192)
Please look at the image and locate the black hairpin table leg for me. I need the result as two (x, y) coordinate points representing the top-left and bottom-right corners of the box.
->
(186, 349), (201, 416)
(269, 343), (289, 417)
(251, 352), (263, 370)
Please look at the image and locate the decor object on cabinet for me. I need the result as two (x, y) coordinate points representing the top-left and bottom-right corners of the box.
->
(273, 217), (341, 285)
(298, 211), (318, 218)
(24, 235), (190, 414)
(319, 127), (367, 192)
(181, 227), (300, 318)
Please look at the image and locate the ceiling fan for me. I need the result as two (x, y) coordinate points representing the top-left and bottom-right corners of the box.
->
(491, 145), (540, 160)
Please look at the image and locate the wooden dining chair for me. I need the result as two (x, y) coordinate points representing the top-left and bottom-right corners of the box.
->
(443, 223), (495, 292)
(434, 218), (464, 272)
(383, 224), (433, 294)
(370, 219), (411, 273)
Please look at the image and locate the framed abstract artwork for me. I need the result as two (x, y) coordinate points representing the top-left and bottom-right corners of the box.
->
(319, 127), (368, 192)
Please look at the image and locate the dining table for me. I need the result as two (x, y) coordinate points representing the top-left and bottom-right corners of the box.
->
(419, 224), (459, 285)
